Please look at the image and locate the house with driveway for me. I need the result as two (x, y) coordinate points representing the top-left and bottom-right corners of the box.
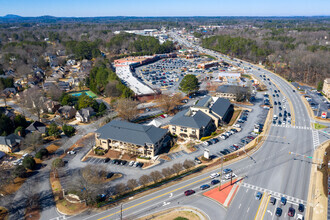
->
(168, 96), (233, 139)
(94, 120), (170, 157)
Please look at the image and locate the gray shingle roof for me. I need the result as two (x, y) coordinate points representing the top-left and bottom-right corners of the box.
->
(96, 120), (167, 146)
(195, 95), (211, 107)
(216, 85), (248, 94)
(170, 109), (212, 129)
(211, 98), (232, 118)
(26, 121), (47, 134)
(0, 134), (22, 148)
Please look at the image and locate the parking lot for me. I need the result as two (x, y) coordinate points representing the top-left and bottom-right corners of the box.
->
(134, 57), (215, 91)
(192, 92), (269, 160)
(292, 82), (329, 118)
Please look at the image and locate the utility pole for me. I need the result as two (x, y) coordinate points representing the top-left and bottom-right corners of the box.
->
(219, 156), (223, 191)
(120, 203), (123, 220)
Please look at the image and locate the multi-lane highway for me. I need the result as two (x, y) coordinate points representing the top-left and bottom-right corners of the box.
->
(65, 32), (315, 220)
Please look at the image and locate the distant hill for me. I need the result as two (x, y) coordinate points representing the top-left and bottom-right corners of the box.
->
(2, 14), (22, 18)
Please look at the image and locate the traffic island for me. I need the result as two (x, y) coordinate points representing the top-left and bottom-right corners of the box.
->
(203, 178), (241, 207)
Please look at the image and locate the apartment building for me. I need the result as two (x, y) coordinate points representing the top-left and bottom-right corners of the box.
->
(95, 120), (169, 157)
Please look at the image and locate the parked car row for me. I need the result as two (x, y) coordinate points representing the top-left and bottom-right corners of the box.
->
(104, 158), (144, 168)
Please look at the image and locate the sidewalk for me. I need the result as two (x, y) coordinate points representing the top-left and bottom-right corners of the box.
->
(306, 140), (330, 220)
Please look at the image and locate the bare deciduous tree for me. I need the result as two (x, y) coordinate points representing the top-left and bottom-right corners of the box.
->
(114, 183), (126, 196)
(47, 83), (63, 101)
(158, 93), (182, 113)
(114, 98), (139, 121)
(19, 87), (45, 121)
(139, 175), (151, 187)
(150, 171), (163, 183)
(21, 132), (43, 153)
(126, 179), (138, 191)
(105, 81), (121, 97)
(172, 163), (184, 175)
(161, 167), (174, 178)
(183, 159), (195, 169)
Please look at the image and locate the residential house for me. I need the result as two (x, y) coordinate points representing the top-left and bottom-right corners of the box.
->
(58, 81), (70, 91)
(0, 134), (22, 153)
(2, 87), (17, 97)
(95, 120), (169, 157)
(75, 107), (95, 123)
(168, 96), (233, 139)
(0, 107), (15, 120)
(44, 100), (60, 113)
(57, 106), (77, 119)
(26, 121), (47, 134)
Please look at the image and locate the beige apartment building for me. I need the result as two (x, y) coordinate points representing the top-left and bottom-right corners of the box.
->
(323, 78), (330, 98)
(94, 120), (169, 157)
(168, 96), (233, 140)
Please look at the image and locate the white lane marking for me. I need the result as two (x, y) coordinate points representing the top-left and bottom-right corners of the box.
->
(267, 210), (272, 216)
(169, 193), (173, 198)
(239, 203), (242, 209)
(247, 207), (250, 213)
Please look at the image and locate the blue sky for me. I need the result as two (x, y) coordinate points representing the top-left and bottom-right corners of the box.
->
(0, 0), (329, 17)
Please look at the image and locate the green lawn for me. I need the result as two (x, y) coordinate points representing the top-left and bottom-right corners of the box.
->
(314, 123), (328, 130)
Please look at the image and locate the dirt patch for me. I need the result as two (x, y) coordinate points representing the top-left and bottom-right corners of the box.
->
(24, 207), (40, 220)
(121, 153), (136, 161)
(228, 109), (242, 126)
(159, 155), (171, 161)
(138, 208), (202, 220)
(0, 206), (9, 220)
(0, 176), (26, 196)
(142, 162), (153, 169)
(46, 144), (60, 154)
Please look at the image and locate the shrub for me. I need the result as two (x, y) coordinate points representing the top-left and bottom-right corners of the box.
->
(22, 156), (36, 170)
(200, 136), (211, 141)
(48, 122), (61, 137)
(13, 165), (27, 178)
(62, 124), (76, 137)
(94, 148), (105, 155)
(35, 148), (49, 159)
(52, 158), (65, 168)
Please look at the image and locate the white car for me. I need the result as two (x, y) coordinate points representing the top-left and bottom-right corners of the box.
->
(220, 135), (227, 140)
(297, 214), (304, 220)
(202, 142), (209, 147)
(210, 173), (220, 179)
(234, 124), (241, 128)
(129, 161), (135, 166)
(224, 173), (237, 180)
(67, 150), (76, 155)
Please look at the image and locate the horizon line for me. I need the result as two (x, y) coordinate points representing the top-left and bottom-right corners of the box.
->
(1, 14), (330, 18)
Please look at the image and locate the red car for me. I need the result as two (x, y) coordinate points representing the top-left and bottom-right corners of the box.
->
(288, 207), (295, 217)
(247, 136), (255, 140)
(184, 190), (195, 196)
